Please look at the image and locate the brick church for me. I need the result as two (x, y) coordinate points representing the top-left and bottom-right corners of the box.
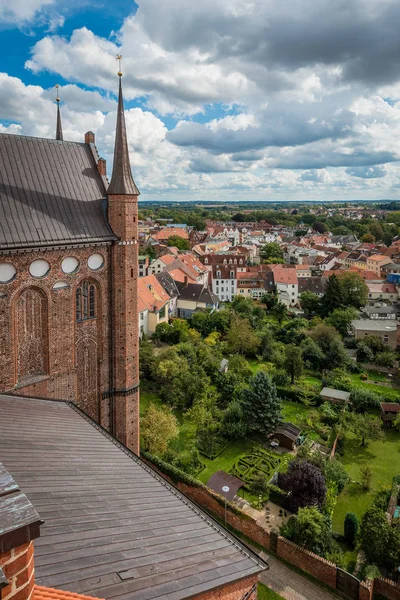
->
(0, 74), (140, 453)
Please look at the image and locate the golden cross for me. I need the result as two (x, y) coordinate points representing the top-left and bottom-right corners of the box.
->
(55, 84), (60, 103)
(116, 54), (123, 77)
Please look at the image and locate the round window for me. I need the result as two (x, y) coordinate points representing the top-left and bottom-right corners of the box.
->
(29, 259), (50, 278)
(53, 280), (70, 290)
(0, 263), (17, 283)
(88, 253), (104, 271)
(61, 257), (79, 274)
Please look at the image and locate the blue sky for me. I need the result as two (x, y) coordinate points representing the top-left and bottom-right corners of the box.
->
(2, 0), (400, 201)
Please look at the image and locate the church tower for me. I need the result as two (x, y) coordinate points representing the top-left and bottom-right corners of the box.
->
(108, 58), (140, 454)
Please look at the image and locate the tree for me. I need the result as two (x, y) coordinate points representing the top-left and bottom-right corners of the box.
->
(359, 506), (400, 568)
(300, 292), (321, 316)
(140, 405), (179, 455)
(301, 337), (325, 371)
(356, 342), (374, 364)
(284, 345), (304, 384)
(309, 323), (340, 354)
(226, 315), (260, 356)
(260, 242), (284, 263)
(261, 291), (278, 310)
(144, 244), (157, 260)
(321, 274), (344, 316)
(249, 472), (269, 498)
(344, 513), (359, 548)
(241, 372), (281, 436)
(139, 338), (156, 380)
(369, 222), (383, 241)
(313, 221), (328, 233)
(346, 413), (384, 446)
(375, 351), (396, 367)
(280, 506), (333, 554)
(278, 460), (327, 512)
(350, 389), (380, 413)
(363, 335), (385, 354)
(167, 235), (190, 250)
(272, 301), (288, 325)
(339, 272), (368, 309)
(324, 459), (349, 493)
(360, 233), (375, 243)
(221, 400), (247, 438)
(326, 307), (359, 337)
(360, 465), (373, 491)
(324, 337), (348, 370)
(232, 213), (246, 222)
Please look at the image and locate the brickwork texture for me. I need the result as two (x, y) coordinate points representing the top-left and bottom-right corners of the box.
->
(0, 542), (35, 600)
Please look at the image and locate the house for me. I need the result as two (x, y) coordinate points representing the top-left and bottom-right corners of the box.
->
(366, 282), (398, 303)
(270, 266), (298, 306)
(366, 254), (392, 277)
(138, 254), (149, 277)
(320, 387), (351, 404)
(138, 274), (170, 336)
(175, 281), (219, 318)
(380, 402), (400, 428)
(273, 423), (302, 450)
(155, 271), (179, 317)
(362, 305), (397, 320)
(147, 253), (177, 275)
(210, 263), (237, 302)
(298, 276), (326, 298)
(351, 319), (399, 350)
(151, 227), (189, 243)
(0, 395), (266, 600)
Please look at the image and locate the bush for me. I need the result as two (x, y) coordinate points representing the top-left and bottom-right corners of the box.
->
(344, 512), (359, 547)
(271, 369), (291, 387)
(375, 351), (396, 368)
(350, 388), (381, 413)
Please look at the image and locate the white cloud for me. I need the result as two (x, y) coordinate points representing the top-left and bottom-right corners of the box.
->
(0, 0), (54, 24)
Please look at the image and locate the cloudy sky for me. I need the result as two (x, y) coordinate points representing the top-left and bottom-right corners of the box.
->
(2, 0), (400, 201)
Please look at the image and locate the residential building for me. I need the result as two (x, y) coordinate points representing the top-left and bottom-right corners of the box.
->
(138, 254), (149, 277)
(147, 253), (177, 274)
(298, 276), (326, 298)
(175, 281), (219, 318)
(155, 271), (179, 316)
(138, 274), (170, 336)
(366, 282), (398, 302)
(362, 305), (397, 320)
(380, 402), (400, 428)
(271, 266), (299, 306)
(151, 227), (189, 243)
(351, 319), (399, 349)
(211, 263), (237, 301)
(366, 254), (392, 277)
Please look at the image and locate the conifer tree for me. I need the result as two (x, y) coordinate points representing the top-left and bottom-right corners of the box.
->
(321, 274), (343, 316)
(241, 372), (281, 436)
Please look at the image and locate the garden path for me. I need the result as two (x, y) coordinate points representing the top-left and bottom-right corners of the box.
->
(258, 552), (339, 600)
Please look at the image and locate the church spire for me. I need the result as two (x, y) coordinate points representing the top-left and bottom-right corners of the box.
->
(107, 55), (140, 196)
(55, 84), (63, 141)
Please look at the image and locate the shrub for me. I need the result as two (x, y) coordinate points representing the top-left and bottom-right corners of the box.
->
(375, 351), (396, 368)
(344, 512), (359, 547)
(271, 369), (291, 387)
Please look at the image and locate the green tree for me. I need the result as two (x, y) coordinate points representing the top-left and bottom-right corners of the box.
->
(324, 337), (349, 370)
(272, 301), (288, 325)
(344, 512), (359, 548)
(360, 233), (375, 243)
(356, 342), (374, 364)
(363, 335), (385, 354)
(249, 472), (269, 498)
(321, 274), (344, 316)
(346, 413), (384, 446)
(313, 221), (328, 233)
(392, 413), (400, 432)
(226, 314), (260, 356)
(350, 389), (380, 413)
(139, 338), (156, 380)
(375, 351), (396, 367)
(300, 292), (321, 316)
(284, 344), (304, 384)
(360, 465), (373, 491)
(167, 235), (190, 250)
(260, 242), (284, 263)
(326, 307), (359, 337)
(144, 244), (157, 260)
(301, 337), (325, 371)
(324, 460), (349, 493)
(140, 405), (179, 455)
(221, 400), (247, 438)
(359, 506), (400, 568)
(241, 372), (281, 436)
(339, 272), (368, 309)
(280, 506), (332, 554)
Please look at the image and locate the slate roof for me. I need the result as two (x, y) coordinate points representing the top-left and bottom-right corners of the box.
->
(0, 134), (116, 250)
(274, 422), (301, 441)
(298, 277), (326, 295)
(176, 282), (219, 305)
(0, 395), (265, 600)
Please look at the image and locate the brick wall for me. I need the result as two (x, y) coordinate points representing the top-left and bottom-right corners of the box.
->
(358, 581), (373, 600)
(0, 542), (35, 600)
(192, 575), (258, 600)
(276, 537), (337, 590)
(374, 578), (400, 600)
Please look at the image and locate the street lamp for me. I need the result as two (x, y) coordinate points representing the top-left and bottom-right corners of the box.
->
(222, 485), (230, 526)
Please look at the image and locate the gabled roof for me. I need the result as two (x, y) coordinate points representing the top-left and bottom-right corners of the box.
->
(0, 134), (116, 250)
(270, 266), (298, 285)
(176, 282), (219, 305)
(138, 274), (170, 312)
(320, 387), (351, 401)
(155, 271), (179, 299)
(0, 395), (265, 600)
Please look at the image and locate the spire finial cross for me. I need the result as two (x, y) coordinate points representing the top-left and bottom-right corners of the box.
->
(55, 83), (61, 103)
(116, 54), (123, 77)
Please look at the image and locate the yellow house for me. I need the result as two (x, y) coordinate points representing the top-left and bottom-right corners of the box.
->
(138, 274), (170, 336)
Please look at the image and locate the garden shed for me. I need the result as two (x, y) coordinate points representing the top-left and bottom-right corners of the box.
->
(320, 387), (351, 404)
(206, 470), (243, 501)
(273, 422), (302, 450)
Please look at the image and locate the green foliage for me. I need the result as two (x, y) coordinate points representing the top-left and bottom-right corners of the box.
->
(359, 505), (400, 568)
(321, 275), (344, 316)
(326, 307), (359, 337)
(141, 449), (203, 487)
(300, 292), (321, 316)
(272, 302), (288, 325)
(249, 472), (270, 498)
(344, 512), (359, 547)
(231, 447), (282, 486)
(360, 464), (373, 491)
(139, 338), (156, 380)
(153, 319), (190, 344)
(363, 335), (385, 354)
(241, 372), (281, 436)
(167, 235), (190, 250)
(356, 342), (375, 364)
(345, 412), (384, 447)
(284, 344), (304, 384)
(350, 388), (381, 413)
(324, 460), (350, 493)
(226, 314), (260, 356)
(260, 242), (284, 263)
(221, 400), (247, 439)
(339, 272), (369, 309)
(271, 369), (291, 387)
(140, 405), (179, 455)
(280, 506), (333, 554)
(301, 337), (325, 371)
(375, 351), (396, 368)
(393, 413), (400, 432)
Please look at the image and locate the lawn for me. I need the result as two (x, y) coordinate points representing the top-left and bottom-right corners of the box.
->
(258, 583), (285, 600)
(332, 429), (400, 533)
(348, 373), (400, 400)
(281, 400), (311, 426)
(197, 438), (255, 484)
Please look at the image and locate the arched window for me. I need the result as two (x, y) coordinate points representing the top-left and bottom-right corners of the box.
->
(76, 281), (96, 321)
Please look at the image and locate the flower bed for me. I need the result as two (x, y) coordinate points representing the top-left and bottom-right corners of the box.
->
(231, 447), (282, 485)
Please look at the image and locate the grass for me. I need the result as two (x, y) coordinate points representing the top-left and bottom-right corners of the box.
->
(197, 438), (255, 484)
(332, 429), (400, 533)
(281, 400), (311, 426)
(258, 583), (285, 600)
(140, 389), (162, 415)
(347, 373), (400, 400)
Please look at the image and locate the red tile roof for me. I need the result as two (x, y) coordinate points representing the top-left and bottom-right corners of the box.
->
(138, 274), (171, 312)
(33, 586), (104, 600)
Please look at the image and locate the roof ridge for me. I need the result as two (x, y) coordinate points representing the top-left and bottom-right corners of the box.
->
(0, 132), (86, 146)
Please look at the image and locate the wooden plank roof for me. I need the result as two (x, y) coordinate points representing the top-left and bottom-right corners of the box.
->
(0, 395), (265, 600)
(0, 134), (116, 250)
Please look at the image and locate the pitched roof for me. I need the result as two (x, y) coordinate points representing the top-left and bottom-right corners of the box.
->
(380, 403), (400, 412)
(176, 282), (219, 305)
(155, 271), (179, 299)
(0, 395), (265, 600)
(271, 266), (298, 285)
(152, 228), (189, 241)
(320, 387), (351, 401)
(138, 274), (170, 312)
(274, 422), (301, 441)
(298, 277), (326, 295)
(0, 134), (116, 250)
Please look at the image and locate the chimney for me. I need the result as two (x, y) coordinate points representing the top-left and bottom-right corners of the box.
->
(84, 131), (95, 145)
(97, 158), (106, 177)
(0, 464), (42, 600)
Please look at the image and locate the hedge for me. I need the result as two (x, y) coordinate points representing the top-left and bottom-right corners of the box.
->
(141, 450), (203, 487)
